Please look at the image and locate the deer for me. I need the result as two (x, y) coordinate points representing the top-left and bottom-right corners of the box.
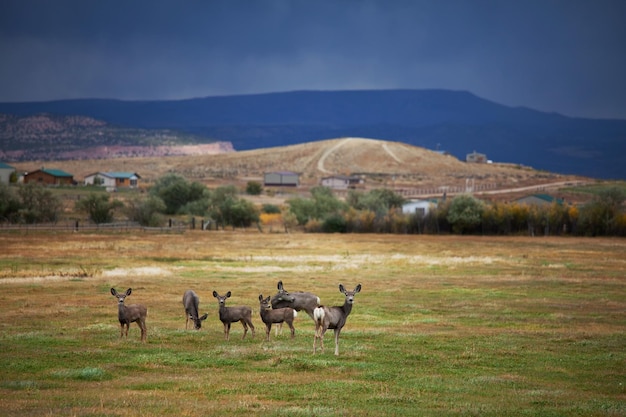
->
(212, 290), (255, 340)
(271, 280), (320, 335)
(258, 294), (297, 341)
(110, 288), (148, 342)
(313, 283), (362, 356)
(183, 290), (208, 330)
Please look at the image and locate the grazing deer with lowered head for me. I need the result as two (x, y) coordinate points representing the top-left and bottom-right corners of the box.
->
(271, 280), (320, 334)
(183, 290), (208, 330)
(313, 284), (361, 356)
(212, 291), (255, 340)
(110, 288), (147, 342)
(259, 294), (297, 341)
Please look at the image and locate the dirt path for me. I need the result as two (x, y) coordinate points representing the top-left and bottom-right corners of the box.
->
(475, 180), (590, 195)
(317, 137), (353, 173)
(317, 137), (404, 173)
(382, 143), (403, 163)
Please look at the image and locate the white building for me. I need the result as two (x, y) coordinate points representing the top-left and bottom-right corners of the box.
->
(84, 172), (141, 190)
(320, 175), (363, 190)
(402, 199), (437, 216)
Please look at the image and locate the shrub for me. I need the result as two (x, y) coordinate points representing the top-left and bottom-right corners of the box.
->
(287, 187), (347, 225)
(0, 183), (21, 222)
(75, 193), (123, 224)
(321, 213), (347, 233)
(125, 195), (166, 227)
(246, 181), (263, 195)
(446, 195), (484, 234)
(347, 189), (405, 215)
(262, 204), (281, 214)
(576, 186), (626, 236)
(150, 173), (209, 215)
(17, 183), (63, 224)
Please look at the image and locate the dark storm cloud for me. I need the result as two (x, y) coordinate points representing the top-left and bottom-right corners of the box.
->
(1, 0), (625, 119)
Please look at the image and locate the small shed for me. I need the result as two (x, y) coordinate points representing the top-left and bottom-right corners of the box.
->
(0, 162), (16, 185)
(320, 175), (363, 190)
(85, 172), (141, 189)
(264, 171), (299, 187)
(24, 168), (74, 186)
(402, 199), (437, 216)
(514, 194), (564, 206)
(466, 151), (487, 163)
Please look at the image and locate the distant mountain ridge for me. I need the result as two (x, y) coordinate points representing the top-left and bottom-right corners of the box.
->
(1, 89), (624, 179)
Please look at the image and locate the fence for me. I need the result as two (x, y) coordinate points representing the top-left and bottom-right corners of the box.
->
(0, 220), (186, 233)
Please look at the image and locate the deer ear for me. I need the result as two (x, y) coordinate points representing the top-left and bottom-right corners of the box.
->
(277, 281), (283, 290)
(212, 291), (218, 298)
(110, 288), (117, 296)
(226, 291), (232, 298)
(259, 294), (263, 301)
(265, 296), (271, 303)
(354, 284), (362, 293)
(200, 314), (208, 321)
(125, 288), (132, 296)
(339, 284), (346, 294)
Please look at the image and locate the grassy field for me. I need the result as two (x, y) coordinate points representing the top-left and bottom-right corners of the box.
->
(0, 231), (624, 416)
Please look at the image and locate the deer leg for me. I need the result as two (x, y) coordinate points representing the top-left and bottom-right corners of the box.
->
(265, 324), (271, 341)
(244, 319), (254, 338)
(314, 324), (324, 353)
(139, 320), (147, 343)
(288, 320), (295, 339)
(224, 322), (230, 341)
(334, 328), (341, 356)
(240, 319), (248, 340)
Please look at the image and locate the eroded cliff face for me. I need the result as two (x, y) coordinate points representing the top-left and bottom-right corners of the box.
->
(1, 113), (233, 161)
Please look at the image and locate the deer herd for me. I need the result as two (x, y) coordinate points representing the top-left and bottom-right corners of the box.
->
(110, 280), (362, 356)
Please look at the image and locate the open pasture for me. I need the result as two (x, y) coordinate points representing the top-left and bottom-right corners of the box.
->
(0, 232), (624, 416)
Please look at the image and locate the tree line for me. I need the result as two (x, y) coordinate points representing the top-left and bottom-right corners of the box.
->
(1, 175), (624, 236)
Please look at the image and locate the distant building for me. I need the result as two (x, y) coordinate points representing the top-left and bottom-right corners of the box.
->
(23, 168), (74, 185)
(0, 162), (16, 185)
(466, 151), (487, 163)
(84, 172), (141, 190)
(514, 194), (564, 206)
(402, 199), (438, 216)
(264, 171), (299, 187)
(320, 175), (363, 190)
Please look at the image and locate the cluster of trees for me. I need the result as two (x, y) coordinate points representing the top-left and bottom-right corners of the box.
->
(0, 183), (63, 223)
(1, 175), (624, 236)
(96, 174), (260, 228)
(283, 186), (626, 237)
(0, 174), (260, 228)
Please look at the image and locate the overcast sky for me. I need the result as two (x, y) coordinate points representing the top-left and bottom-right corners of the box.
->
(1, 0), (625, 119)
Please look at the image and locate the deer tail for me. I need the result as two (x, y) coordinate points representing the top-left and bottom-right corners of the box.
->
(313, 306), (325, 325)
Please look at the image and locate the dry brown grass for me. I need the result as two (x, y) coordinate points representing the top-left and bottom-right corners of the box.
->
(11, 137), (589, 196)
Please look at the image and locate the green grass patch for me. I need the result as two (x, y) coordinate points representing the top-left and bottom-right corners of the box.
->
(0, 233), (624, 416)
(50, 367), (110, 381)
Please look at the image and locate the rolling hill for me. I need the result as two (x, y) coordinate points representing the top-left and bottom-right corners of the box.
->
(8, 137), (590, 205)
(2, 89), (625, 179)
